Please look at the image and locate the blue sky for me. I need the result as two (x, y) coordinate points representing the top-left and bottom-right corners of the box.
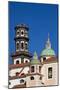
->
(9, 2), (58, 64)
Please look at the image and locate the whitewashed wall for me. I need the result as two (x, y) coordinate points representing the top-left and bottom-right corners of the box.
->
(9, 78), (25, 88)
(26, 75), (43, 87)
(41, 62), (58, 86)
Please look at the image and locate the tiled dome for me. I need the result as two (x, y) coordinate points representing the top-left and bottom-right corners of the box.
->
(40, 48), (55, 56)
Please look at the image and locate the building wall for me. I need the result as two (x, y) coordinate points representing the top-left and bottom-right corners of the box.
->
(41, 62), (58, 86)
(9, 78), (25, 88)
(26, 75), (43, 87)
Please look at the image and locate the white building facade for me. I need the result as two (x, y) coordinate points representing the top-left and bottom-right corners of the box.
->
(9, 24), (58, 88)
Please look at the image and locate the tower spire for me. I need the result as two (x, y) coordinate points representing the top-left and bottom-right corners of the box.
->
(45, 33), (51, 49)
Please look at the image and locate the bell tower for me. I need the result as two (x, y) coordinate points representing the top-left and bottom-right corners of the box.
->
(14, 24), (29, 52)
(11, 24), (32, 65)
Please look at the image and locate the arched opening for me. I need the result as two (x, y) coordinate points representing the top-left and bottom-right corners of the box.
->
(21, 42), (24, 49)
(20, 79), (24, 83)
(16, 42), (19, 50)
(43, 57), (46, 60)
(30, 76), (34, 80)
(16, 30), (19, 36)
(9, 82), (11, 85)
(39, 66), (41, 73)
(25, 43), (28, 50)
(16, 60), (19, 64)
(21, 31), (24, 35)
(40, 76), (42, 80)
(25, 60), (28, 63)
(31, 66), (34, 72)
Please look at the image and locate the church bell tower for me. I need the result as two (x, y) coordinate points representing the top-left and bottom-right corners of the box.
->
(14, 24), (29, 52)
(11, 24), (32, 64)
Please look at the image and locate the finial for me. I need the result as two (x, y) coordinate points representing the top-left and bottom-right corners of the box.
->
(45, 33), (51, 49)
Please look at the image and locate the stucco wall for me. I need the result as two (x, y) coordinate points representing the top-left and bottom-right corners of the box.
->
(26, 75), (43, 87)
(41, 62), (58, 86)
(9, 78), (25, 88)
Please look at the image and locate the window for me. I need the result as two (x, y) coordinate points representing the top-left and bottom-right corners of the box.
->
(16, 42), (19, 50)
(43, 57), (46, 60)
(16, 72), (19, 76)
(9, 82), (11, 85)
(25, 60), (28, 63)
(39, 66), (41, 73)
(21, 31), (24, 35)
(31, 66), (34, 72)
(25, 30), (28, 37)
(16, 60), (19, 64)
(21, 30), (24, 36)
(20, 79), (24, 83)
(40, 76), (42, 80)
(16, 30), (19, 36)
(30, 76), (34, 80)
(48, 67), (52, 79)
(25, 43), (28, 50)
(21, 43), (24, 49)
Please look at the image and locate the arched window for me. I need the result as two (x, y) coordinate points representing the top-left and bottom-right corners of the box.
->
(16, 30), (19, 36)
(9, 82), (11, 85)
(16, 42), (19, 50)
(39, 66), (41, 73)
(31, 66), (34, 72)
(30, 76), (34, 80)
(25, 60), (28, 63)
(40, 76), (42, 80)
(43, 57), (46, 60)
(21, 31), (24, 35)
(21, 42), (24, 49)
(25, 43), (28, 50)
(20, 79), (24, 83)
(16, 60), (19, 64)
(21, 30), (24, 36)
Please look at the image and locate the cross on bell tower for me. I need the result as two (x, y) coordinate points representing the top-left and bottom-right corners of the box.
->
(14, 24), (29, 52)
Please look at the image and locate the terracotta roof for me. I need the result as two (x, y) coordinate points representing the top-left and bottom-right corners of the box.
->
(12, 83), (26, 88)
(9, 63), (30, 69)
(42, 57), (58, 64)
(9, 73), (43, 80)
(11, 51), (32, 58)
